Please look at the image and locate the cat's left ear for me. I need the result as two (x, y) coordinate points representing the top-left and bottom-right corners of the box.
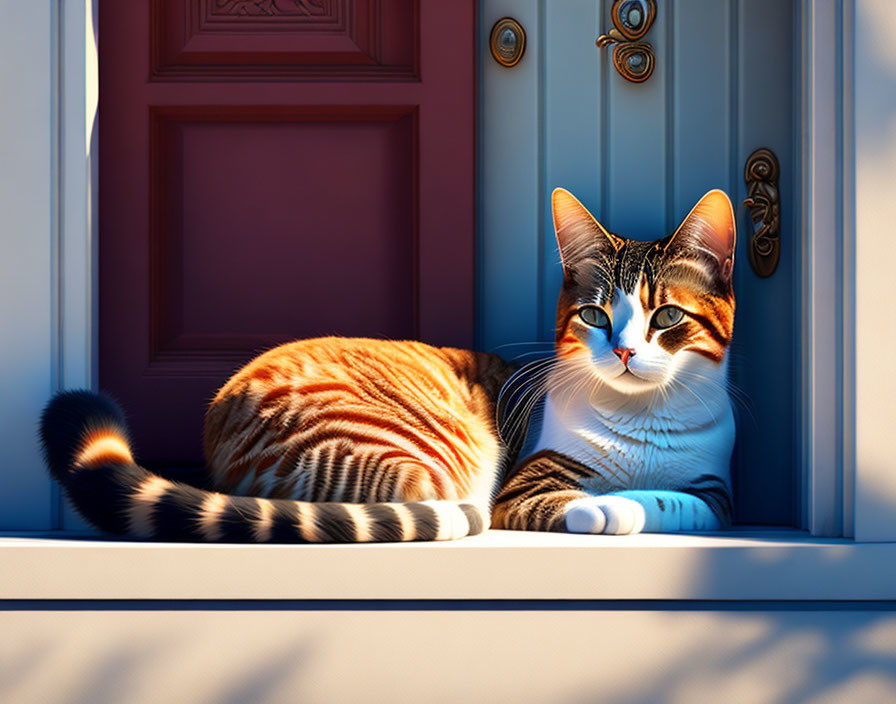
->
(670, 189), (736, 283)
(552, 188), (622, 276)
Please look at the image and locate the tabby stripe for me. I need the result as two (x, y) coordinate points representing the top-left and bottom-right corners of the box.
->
(369, 460), (391, 501)
(358, 367), (473, 472)
(295, 425), (452, 484)
(647, 276), (658, 310)
(406, 502), (439, 541)
(198, 493), (228, 541)
(460, 504), (485, 536)
(274, 440), (304, 479)
(296, 502), (318, 541)
(216, 496), (262, 542)
(300, 412), (462, 484)
(537, 468), (594, 490)
(654, 322), (692, 350)
(326, 453), (350, 501)
(127, 475), (174, 538)
(523, 450), (596, 477)
(295, 381), (355, 396)
(685, 346), (725, 363)
(359, 452), (377, 500)
(506, 468), (581, 497)
(493, 480), (543, 505)
(152, 484), (208, 542)
(364, 504), (406, 542)
(691, 473), (730, 487)
(681, 484), (733, 526)
(310, 445), (331, 501)
(389, 503), (416, 540)
(314, 503), (357, 542)
(269, 501), (302, 542)
(341, 503), (372, 542)
(253, 498), (275, 542)
(75, 432), (134, 469)
(348, 454), (363, 503)
(685, 310), (731, 347)
(309, 409), (460, 478)
(386, 466), (406, 501)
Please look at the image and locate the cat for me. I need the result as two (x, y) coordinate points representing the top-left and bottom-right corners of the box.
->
(491, 188), (736, 534)
(39, 187), (736, 541)
(40, 341), (514, 542)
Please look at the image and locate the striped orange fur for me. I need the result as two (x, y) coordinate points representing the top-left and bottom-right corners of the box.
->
(40, 340), (515, 543)
(40, 187), (738, 541)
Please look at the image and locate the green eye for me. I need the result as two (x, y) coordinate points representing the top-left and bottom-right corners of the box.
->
(653, 306), (685, 329)
(578, 306), (610, 329)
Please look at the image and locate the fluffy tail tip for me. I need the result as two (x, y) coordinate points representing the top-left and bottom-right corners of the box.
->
(39, 390), (131, 481)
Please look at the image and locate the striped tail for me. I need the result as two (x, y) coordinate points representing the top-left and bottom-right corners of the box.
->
(38, 391), (487, 543)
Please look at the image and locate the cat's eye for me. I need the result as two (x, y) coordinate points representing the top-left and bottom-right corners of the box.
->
(652, 306), (685, 329)
(578, 306), (610, 329)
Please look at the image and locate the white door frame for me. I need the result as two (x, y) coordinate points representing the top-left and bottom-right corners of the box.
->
(800, 0), (852, 537)
(42, 0), (882, 538)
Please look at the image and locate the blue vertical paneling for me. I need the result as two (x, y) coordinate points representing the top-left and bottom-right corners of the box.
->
(0, 2), (56, 529)
(478, 0), (798, 526)
(672, 0), (732, 225)
(734, 0), (795, 525)
(478, 1), (543, 354)
(541, 0), (603, 340)
(605, 0), (668, 239)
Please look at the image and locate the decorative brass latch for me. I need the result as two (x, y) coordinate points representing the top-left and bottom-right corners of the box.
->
(743, 148), (781, 278)
(596, 0), (657, 82)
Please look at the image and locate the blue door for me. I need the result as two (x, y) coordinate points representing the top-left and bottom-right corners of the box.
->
(479, 0), (797, 526)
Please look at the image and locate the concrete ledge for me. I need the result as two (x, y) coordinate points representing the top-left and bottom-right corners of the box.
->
(1, 529), (894, 601)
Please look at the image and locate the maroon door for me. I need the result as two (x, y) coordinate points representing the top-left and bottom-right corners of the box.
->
(100, 0), (475, 467)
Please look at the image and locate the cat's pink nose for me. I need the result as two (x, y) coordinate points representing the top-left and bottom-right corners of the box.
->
(613, 348), (636, 367)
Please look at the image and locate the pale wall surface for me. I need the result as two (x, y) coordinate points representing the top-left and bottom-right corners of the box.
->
(2, 607), (896, 704)
(0, 2), (55, 529)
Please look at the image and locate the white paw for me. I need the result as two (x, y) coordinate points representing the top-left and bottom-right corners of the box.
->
(564, 495), (646, 535)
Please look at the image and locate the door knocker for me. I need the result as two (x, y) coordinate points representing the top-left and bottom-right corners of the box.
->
(743, 148), (781, 278)
(596, 0), (657, 82)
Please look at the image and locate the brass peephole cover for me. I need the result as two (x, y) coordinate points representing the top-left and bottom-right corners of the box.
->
(490, 17), (526, 68)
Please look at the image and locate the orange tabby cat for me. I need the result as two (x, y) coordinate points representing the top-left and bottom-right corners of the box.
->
(40, 340), (513, 542)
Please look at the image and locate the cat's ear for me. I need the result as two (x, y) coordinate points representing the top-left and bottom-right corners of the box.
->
(552, 188), (621, 276)
(670, 189), (736, 282)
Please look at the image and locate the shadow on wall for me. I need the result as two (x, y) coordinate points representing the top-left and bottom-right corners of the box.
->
(564, 607), (896, 704)
(0, 612), (315, 704)
(1, 583), (896, 704)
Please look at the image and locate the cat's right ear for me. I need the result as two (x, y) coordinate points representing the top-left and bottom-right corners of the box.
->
(552, 188), (621, 276)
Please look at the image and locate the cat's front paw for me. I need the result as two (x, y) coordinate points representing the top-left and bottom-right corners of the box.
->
(564, 495), (646, 535)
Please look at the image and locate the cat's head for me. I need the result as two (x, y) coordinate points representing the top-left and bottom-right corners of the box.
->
(552, 188), (736, 396)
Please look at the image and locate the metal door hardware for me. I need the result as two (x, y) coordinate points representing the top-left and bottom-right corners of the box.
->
(596, 0), (657, 82)
(490, 18), (526, 68)
(743, 148), (781, 278)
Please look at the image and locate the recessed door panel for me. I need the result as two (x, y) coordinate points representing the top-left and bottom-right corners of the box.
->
(100, 0), (474, 467)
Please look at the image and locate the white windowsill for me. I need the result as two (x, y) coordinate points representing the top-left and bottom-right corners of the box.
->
(2, 529), (895, 601)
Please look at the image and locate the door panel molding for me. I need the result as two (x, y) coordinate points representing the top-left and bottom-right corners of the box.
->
(145, 105), (418, 378)
(151, 0), (419, 80)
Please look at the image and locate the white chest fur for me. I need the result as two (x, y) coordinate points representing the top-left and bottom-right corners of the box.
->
(531, 368), (736, 491)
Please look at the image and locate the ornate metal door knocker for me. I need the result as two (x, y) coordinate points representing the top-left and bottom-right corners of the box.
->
(743, 148), (781, 278)
(596, 0), (657, 82)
